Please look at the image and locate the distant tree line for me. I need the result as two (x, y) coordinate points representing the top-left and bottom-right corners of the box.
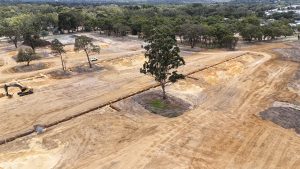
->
(0, 3), (298, 51)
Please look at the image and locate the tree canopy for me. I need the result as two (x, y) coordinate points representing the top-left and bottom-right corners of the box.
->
(16, 48), (40, 66)
(51, 39), (66, 71)
(141, 27), (185, 99)
(74, 35), (100, 68)
(0, 3), (298, 50)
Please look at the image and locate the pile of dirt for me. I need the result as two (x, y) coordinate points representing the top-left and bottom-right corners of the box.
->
(7, 62), (51, 73)
(134, 91), (191, 118)
(260, 106), (300, 134)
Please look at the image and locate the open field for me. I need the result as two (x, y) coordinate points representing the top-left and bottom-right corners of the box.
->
(0, 33), (300, 169)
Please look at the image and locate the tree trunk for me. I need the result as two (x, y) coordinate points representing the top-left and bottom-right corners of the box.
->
(64, 62), (67, 70)
(160, 81), (167, 100)
(30, 41), (35, 52)
(179, 36), (183, 43)
(13, 38), (18, 48)
(84, 50), (92, 68)
(27, 61), (30, 66)
(191, 40), (195, 48)
(60, 53), (65, 71)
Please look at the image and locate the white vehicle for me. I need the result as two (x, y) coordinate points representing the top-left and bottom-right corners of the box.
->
(91, 57), (98, 62)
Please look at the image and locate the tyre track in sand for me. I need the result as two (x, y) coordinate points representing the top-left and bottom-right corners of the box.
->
(64, 51), (284, 169)
(0, 51), (255, 145)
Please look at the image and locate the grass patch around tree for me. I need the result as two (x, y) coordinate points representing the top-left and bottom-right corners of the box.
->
(5, 62), (52, 73)
(149, 99), (168, 110)
(134, 91), (191, 118)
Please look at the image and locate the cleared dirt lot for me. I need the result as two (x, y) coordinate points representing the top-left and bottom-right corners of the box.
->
(0, 34), (300, 169)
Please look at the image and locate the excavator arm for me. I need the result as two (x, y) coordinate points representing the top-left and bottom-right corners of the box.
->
(4, 82), (33, 97)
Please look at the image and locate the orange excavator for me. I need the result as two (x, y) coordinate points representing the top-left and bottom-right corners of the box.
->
(4, 82), (33, 97)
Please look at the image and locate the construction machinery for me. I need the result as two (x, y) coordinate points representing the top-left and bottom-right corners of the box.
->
(4, 82), (33, 97)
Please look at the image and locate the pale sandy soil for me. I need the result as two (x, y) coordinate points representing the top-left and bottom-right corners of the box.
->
(0, 33), (144, 84)
(0, 35), (300, 169)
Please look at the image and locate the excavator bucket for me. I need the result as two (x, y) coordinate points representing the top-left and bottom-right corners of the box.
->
(17, 88), (33, 96)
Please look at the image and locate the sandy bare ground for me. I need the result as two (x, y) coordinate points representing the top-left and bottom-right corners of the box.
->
(0, 33), (144, 84)
(0, 50), (243, 140)
(0, 37), (300, 169)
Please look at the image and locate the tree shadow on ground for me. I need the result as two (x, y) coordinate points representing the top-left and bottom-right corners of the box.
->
(5, 62), (52, 73)
(49, 64), (104, 79)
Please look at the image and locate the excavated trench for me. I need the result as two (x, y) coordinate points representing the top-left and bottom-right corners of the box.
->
(0, 52), (249, 145)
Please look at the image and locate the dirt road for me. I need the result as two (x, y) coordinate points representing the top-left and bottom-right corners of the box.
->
(0, 50), (243, 140)
(0, 40), (300, 169)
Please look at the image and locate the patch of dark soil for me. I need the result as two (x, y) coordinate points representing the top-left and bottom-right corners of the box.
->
(134, 91), (191, 118)
(48, 70), (72, 79)
(70, 64), (104, 74)
(287, 65), (300, 92)
(6, 62), (51, 73)
(260, 107), (300, 134)
(48, 64), (104, 79)
(273, 42), (300, 62)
